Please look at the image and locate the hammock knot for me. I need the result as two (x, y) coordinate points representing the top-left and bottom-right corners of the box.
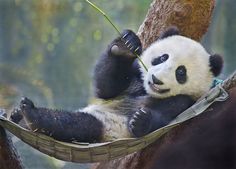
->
(206, 84), (229, 103)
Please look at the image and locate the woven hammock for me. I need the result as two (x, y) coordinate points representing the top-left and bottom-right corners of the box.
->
(0, 71), (235, 163)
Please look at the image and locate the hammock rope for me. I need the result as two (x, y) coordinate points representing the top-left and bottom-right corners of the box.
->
(0, 71), (235, 163)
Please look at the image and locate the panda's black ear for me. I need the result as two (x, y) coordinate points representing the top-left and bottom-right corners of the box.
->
(209, 54), (223, 77)
(159, 26), (180, 39)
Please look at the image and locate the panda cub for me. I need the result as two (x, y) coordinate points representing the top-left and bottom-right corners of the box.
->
(11, 27), (223, 143)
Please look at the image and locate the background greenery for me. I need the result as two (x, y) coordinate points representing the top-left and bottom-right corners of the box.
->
(0, 0), (235, 168)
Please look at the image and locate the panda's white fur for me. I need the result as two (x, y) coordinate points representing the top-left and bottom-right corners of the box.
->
(81, 106), (131, 140)
(80, 99), (135, 140)
(140, 35), (213, 100)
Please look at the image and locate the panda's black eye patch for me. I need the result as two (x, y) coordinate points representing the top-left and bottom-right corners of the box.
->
(176, 65), (187, 84)
(152, 54), (169, 66)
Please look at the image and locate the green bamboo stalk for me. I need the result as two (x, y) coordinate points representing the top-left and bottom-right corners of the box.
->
(86, 0), (148, 72)
(86, 0), (121, 35)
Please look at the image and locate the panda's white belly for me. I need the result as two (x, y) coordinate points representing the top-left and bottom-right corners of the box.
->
(80, 99), (137, 141)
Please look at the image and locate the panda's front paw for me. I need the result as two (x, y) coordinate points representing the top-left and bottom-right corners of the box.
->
(129, 108), (152, 137)
(110, 30), (142, 57)
(121, 29), (142, 55)
(20, 97), (36, 113)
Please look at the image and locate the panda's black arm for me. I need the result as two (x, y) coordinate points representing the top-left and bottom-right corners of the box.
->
(149, 95), (195, 133)
(93, 30), (142, 99)
(11, 97), (104, 143)
(129, 95), (195, 137)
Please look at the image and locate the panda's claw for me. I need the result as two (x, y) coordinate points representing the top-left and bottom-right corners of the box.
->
(140, 108), (147, 114)
(133, 114), (138, 119)
(134, 111), (140, 116)
(127, 43), (132, 48)
(125, 40), (130, 45)
(122, 32), (129, 39)
(135, 110), (143, 117)
(134, 47), (140, 53)
(129, 45), (135, 51)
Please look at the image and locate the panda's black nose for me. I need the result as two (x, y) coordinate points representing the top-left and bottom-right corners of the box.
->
(152, 75), (164, 85)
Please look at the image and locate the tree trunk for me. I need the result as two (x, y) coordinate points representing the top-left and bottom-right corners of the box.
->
(0, 127), (24, 169)
(137, 0), (215, 49)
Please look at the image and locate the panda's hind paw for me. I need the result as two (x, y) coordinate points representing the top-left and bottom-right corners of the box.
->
(129, 108), (152, 137)
(20, 97), (35, 111)
(10, 108), (23, 123)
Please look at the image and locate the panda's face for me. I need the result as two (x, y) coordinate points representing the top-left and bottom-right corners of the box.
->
(140, 35), (214, 100)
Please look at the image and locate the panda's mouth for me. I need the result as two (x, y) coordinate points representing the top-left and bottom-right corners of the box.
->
(148, 82), (170, 94)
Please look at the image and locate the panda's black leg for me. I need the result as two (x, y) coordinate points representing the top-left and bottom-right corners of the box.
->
(16, 97), (104, 143)
(93, 30), (142, 99)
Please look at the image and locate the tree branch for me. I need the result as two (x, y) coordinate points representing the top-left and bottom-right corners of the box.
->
(0, 127), (24, 169)
(137, 0), (215, 48)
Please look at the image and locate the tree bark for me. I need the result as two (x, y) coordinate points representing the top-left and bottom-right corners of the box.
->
(93, 0), (222, 169)
(137, 0), (215, 49)
(0, 127), (24, 169)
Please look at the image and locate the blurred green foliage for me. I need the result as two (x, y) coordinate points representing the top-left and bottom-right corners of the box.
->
(0, 0), (236, 168)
